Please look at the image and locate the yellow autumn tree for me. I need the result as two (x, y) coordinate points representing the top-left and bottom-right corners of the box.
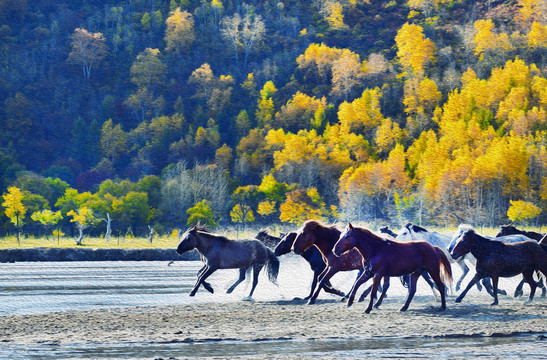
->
(279, 188), (327, 225)
(338, 88), (385, 137)
(165, 8), (195, 55)
(507, 200), (541, 224)
(395, 23), (436, 78)
(296, 43), (344, 83)
(471, 19), (513, 60)
(274, 92), (327, 132)
(330, 49), (362, 100)
(256, 80), (277, 128)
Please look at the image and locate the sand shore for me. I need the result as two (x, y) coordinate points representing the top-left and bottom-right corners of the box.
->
(1, 293), (545, 350)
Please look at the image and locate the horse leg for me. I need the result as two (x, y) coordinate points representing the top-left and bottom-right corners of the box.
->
(430, 269), (447, 311)
(400, 272), (420, 311)
(373, 277), (390, 309)
(197, 264), (214, 294)
(514, 278), (525, 298)
(365, 275), (382, 313)
(305, 271), (320, 300)
(342, 270), (363, 301)
(348, 271), (373, 307)
(455, 258), (470, 292)
(245, 264), (264, 300)
(420, 271), (440, 302)
(322, 279), (345, 298)
(523, 270), (537, 303)
(455, 274), (482, 303)
(490, 276), (501, 305)
(227, 268), (247, 294)
(308, 266), (336, 305)
(190, 267), (216, 297)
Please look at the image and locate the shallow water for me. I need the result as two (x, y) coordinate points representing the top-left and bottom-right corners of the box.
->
(0, 257), (541, 359)
(0, 256), (364, 315)
(1, 334), (546, 359)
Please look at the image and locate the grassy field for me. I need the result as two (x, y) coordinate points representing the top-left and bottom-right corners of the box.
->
(0, 224), (543, 249)
(0, 225), (290, 249)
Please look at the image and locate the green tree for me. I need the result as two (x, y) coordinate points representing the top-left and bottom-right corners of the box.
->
(130, 48), (166, 90)
(31, 209), (63, 241)
(186, 199), (218, 227)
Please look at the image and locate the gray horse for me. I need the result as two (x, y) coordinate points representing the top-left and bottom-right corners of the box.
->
(177, 225), (279, 300)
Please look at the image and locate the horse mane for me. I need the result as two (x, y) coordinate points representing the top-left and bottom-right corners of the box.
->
(302, 219), (340, 233)
(355, 225), (392, 243)
(457, 224), (474, 233)
(191, 226), (231, 243)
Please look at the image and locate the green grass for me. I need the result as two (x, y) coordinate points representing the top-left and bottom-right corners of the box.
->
(1, 224), (544, 249)
(0, 225), (291, 249)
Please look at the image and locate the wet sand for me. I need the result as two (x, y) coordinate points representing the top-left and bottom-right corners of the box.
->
(1, 292), (545, 353)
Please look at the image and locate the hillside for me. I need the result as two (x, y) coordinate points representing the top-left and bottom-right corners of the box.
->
(0, 0), (546, 234)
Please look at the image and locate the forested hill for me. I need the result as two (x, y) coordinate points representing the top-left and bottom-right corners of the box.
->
(0, 0), (546, 233)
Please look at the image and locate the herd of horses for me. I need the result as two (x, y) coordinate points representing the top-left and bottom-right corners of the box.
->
(175, 222), (547, 312)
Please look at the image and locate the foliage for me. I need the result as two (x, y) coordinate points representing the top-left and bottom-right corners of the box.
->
(1, 0), (547, 235)
(186, 200), (218, 227)
(507, 200), (541, 224)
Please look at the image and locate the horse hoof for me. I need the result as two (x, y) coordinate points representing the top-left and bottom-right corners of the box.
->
(189, 292), (196, 297)
(365, 308), (372, 314)
(399, 307), (408, 312)
(498, 290), (507, 296)
(514, 291), (523, 298)
(307, 300), (316, 305)
(242, 296), (254, 302)
(454, 297), (462, 303)
(490, 301), (498, 306)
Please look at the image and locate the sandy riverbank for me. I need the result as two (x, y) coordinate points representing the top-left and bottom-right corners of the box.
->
(1, 292), (545, 356)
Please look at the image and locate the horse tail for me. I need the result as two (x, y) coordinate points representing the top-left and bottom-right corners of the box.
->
(266, 249), (280, 284)
(436, 247), (453, 290)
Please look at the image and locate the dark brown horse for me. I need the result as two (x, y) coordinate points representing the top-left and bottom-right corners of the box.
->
(268, 231), (345, 300)
(450, 227), (547, 305)
(291, 220), (367, 305)
(334, 223), (452, 313)
(176, 225), (279, 300)
(495, 224), (544, 241)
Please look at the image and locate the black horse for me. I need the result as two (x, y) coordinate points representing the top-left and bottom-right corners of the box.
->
(495, 224), (547, 297)
(450, 227), (547, 305)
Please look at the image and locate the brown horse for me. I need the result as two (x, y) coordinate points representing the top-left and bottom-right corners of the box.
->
(176, 225), (279, 300)
(450, 227), (547, 305)
(291, 220), (367, 304)
(334, 223), (452, 313)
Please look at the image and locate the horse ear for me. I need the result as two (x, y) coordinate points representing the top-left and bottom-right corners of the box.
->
(348, 223), (353, 230)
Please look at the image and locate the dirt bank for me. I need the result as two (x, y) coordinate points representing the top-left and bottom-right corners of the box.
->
(0, 293), (545, 347)
(0, 247), (199, 262)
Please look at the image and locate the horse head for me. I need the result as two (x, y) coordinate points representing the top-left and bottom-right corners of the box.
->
(275, 232), (297, 256)
(378, 226), (397, 238)
(292, 220), (322, 255)
(396, 223), (416, 241)
(176, 225), (199, 254)
(449, 225), (475, 259)
(495, 224), (515, 238)
(333, 223), (357, 257)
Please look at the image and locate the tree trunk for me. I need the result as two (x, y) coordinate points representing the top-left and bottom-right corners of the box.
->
(75, 227), (85, 246)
